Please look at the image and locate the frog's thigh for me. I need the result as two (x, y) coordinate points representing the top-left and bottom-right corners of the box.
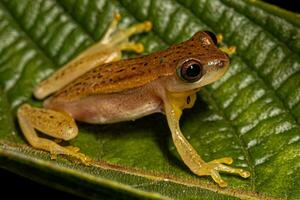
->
(18, 104), (78, 140)
(17, 104), (90, 164)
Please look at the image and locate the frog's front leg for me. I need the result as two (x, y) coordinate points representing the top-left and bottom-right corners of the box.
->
(34, 13), (152, 99)
(17, 104), (91, 164)
(163, 92), (250, 187)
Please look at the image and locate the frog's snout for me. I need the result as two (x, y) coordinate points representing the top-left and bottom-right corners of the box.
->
(220, 53), (230, 68)
(213, 56), (229, 71)
(220, 58), (229, 69)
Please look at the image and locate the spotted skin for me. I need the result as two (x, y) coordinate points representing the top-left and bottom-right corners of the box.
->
(17, 20), (250, 187)
(51, 32), (226, 101)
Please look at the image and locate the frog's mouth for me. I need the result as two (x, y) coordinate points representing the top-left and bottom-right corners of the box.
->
(199, 61), (229, 86)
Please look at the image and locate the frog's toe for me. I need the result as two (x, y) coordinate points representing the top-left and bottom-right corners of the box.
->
(48, 144), (91, 165)
(66, 148), (92, 165)
(220, 46), (236, 56)
(210, 161), (251, 179)
(195, 158), (250, 187)
(65, 146), (91, 165)
(73, 152), (92, 165)
(50, 152), (58, 160)
(210, 170), (228, 187)
(210, 157), (233, 165)
(119, 42), (144, 53)
(65, 145), (80, 153)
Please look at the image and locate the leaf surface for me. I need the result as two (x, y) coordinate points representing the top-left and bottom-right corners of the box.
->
(0, 0), (299, 199)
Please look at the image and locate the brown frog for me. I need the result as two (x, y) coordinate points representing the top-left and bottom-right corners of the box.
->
(17, 14), (250, 187)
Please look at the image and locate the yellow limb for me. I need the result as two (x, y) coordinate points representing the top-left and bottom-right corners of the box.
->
(119, 42), (144, 53)
(34, 13), (151, 99)
(164, 91), (250, 187)
(17, 104), (91, 164)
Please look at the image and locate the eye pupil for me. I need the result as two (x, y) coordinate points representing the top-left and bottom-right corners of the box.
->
(179, 60), (203, 82)
(186, 64), (201, 78)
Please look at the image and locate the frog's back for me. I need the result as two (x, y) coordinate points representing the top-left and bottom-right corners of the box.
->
(51, 32), (217, 101)
(50, 55), (166, 101)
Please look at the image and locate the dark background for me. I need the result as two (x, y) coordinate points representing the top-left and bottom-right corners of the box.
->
(0, 1), (298, 199)
(264, 0), (299, 13)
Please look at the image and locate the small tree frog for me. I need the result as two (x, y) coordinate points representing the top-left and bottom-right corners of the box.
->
(17, 14), (250, 187)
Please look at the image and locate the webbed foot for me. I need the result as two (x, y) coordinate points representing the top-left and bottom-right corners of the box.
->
(196, 157), (250, 187)
(49, 144), (91, 165)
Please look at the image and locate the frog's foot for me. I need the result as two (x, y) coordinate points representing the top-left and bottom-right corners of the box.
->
(195, 157), (250, 187)
(49, 144), (91, 165)
(101, 13), (152, 49)
(65, 145), (80, 152)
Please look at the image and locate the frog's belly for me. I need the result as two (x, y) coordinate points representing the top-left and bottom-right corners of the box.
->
(44, 87), (163, 124)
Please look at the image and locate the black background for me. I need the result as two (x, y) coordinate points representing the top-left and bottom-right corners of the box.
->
(264, 0), (299, 13)
(0, 1), (298, 199)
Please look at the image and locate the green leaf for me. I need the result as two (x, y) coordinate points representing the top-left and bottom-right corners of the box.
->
(0, 0), (299, 199)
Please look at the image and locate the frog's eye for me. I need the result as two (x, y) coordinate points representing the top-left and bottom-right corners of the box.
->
(178, 59), (203, 82)
(204, 31), (217, 45)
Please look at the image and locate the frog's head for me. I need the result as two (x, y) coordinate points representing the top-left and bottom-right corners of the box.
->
(165, 31), (229, 93)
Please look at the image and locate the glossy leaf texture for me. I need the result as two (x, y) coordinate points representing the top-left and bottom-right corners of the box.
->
(0, 0), (300, 199)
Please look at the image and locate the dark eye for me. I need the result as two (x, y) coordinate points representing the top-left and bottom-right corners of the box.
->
(204, 31), (217, 45)
(178, 59), (203, 82)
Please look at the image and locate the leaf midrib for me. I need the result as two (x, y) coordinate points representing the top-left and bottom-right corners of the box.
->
(1, 140), (273, 200)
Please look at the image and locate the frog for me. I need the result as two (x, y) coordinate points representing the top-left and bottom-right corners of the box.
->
(17, 14), (250, 187)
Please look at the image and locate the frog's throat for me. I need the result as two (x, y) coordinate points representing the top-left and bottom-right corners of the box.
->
(166, 90), (199, 118)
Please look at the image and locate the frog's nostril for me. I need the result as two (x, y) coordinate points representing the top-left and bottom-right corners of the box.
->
(217, 60), (225, 68)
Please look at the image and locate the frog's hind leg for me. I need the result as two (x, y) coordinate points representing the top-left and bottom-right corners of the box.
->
(34, 13), (152, 100)
(17, 104), (91, 164)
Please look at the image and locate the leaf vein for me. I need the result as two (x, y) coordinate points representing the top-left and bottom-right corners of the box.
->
(0, 1), (55, 93)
